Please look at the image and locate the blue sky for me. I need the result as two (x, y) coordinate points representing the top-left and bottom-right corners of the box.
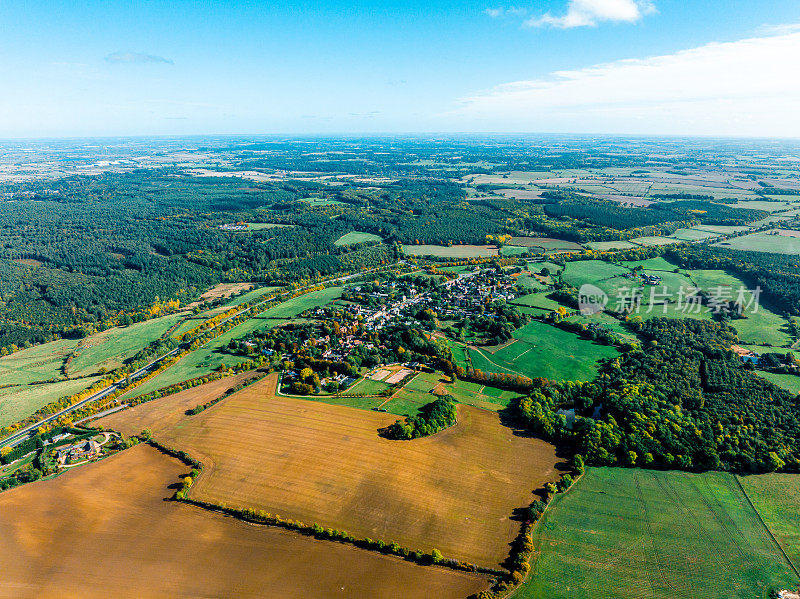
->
(1, 0), (800, 137)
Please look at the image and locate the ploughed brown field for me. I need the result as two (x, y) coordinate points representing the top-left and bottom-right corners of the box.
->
(0, 444), (488, 599)
(97, 370), (261, 432)
(101, 374), (561, 567)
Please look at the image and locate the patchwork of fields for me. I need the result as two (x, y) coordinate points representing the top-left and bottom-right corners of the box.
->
(0, 445), (488, 599)
(111, 374), (561, 567)
(517, 467), (799, 599)
(560, 257), (793, 348)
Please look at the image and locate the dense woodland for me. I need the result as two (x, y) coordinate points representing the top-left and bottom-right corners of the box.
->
(515, 318), (800, 473)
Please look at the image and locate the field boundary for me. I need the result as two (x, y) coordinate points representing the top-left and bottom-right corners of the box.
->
(735, 474), (800, 580)
(144, 438), (504, 578)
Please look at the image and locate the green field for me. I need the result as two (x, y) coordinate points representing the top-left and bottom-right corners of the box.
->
(562, 260), (629, 287)
(715, 231), (800, 254)
(670, 228), (717, 241)
(464, 321), (618, 382)
(516, 467), (798, 599)
(0, 338), (80, 387)
(67, 313), (185, 378)
(512, 293), (562, 312)
(562, 259), (791, 345)
(754, 371), (800, 394)
(334, 231), (382, 246)
(344, 375), (393, 396)
(500, 245), (530, 257)
(220, 285), (283, 307)
(739, 473), (800, 570)
(402, 244), (498, 258)
(630, 236), (683, 246)
(689, 269), (792, 346)
(515, 273), (548, 290)
(0, 313), (188, 427)
(258, 286), (343, 319)
(0, 375), (103, 428)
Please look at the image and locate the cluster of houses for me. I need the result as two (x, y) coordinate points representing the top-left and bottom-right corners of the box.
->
(218, 223), (248, 231)
(622, 271), (663, 286)
(641, 273), (662, 286)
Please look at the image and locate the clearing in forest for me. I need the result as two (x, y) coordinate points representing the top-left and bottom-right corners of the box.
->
(402, 244), (499, 258)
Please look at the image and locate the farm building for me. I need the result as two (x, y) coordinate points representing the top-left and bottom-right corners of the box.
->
(56, 439), (101, 466)
(731, 345), (760, 365)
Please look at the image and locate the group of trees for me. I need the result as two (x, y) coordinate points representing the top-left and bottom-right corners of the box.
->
(513, 318), (800, 473)
(385, 397), (458, 439)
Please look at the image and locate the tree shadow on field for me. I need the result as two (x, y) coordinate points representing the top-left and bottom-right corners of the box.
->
(498, 404), (573, 458)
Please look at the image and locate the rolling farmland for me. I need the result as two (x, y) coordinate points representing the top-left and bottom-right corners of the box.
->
(0, 444), (488, 599)
(129, 374), (560, 567)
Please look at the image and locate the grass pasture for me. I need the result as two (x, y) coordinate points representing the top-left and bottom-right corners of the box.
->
(465, 321), (618, 382)
(517, 467), (798, 599)
(689, 269), (792, 346)
(0, 338), (80, 387)
(0, 445), (487, 599)
(0, 312), (187, 426)
(500, 245), (530, 257)
(0, 375), (103, 428)
(150, 374), (561, 567)
(66, 313), (184, 377)
(754, 371), (800, 394)
(740, 473), (800, 571)
(334, 231), (382, 246)
(402, 244), (499, 258)
(561, 258), (791, 345)
(715, 231), (800, 254)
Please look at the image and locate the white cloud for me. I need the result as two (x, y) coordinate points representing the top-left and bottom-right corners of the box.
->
(451, 30), (800, 137)
(105, 52), (173, 65)
(526, 0), (655, 28)
(485, 6), (527, 19)
(757, 22), (800, 35)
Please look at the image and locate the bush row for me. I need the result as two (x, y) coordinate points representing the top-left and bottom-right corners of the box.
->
(144, 438), (501, 578)
(186, 371), (270, 415)
(469, 457), (584, 598)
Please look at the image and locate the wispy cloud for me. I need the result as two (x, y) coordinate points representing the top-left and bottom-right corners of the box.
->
(526, 0), (655, 28)
(105, 52), (173, 65)
(452, 30), (800, 136)
(757, 22), (800, 35)
(484, 6), (527, 19)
